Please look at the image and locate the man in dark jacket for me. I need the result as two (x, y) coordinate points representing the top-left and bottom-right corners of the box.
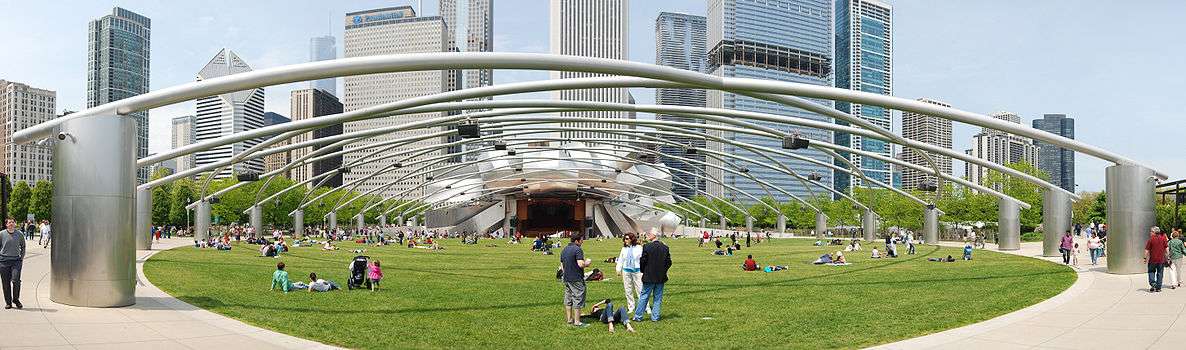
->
(0, 219), (26, 309)
(633, 232), (671, 322)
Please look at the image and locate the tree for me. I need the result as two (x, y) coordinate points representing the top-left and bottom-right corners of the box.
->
(8, 181), (31, 221)
(983, 162), (1047, 232)
(169, 178), (196, 227)
(29, 180), (53, 221)
(1071, 192), (1100, 225)
(150, 168), (173, 226)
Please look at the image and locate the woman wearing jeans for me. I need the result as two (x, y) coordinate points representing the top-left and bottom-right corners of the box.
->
(1087, 233), (1103, 265)
(615, 233), (643, 313)
(1059, 231), (1074, 265)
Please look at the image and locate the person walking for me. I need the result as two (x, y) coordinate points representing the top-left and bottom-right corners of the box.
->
(560, 234), (592, 326)
(1167, 229), (1185, 289)
(1060, 231), (1074, 265)
(633, 232), (671, 322)
(615, 233), (643, 313)
(37, 220), (50, 248)
(1144, 227), (1169, 292)
(1, 219), (26, 309)
(906, 232), (916, 255)
(1087, 233), (1103, 266)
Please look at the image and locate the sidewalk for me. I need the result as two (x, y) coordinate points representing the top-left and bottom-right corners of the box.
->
(0, 237), (342, 350)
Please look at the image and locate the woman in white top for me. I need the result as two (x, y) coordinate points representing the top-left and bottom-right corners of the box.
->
(1087, 233), (1103, 265)
(615, 232), (644, 313)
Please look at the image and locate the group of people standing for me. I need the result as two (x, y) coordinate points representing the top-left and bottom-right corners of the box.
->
(559, 231), (671, 331)
(1143, 227), (1186, 292)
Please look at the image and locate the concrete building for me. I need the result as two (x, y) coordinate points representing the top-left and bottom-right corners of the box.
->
(194, 49), (266, 179)
(441, 0), (494, 91)
(261, 112), (290, 175)
(343, 6), (449, 197)
(88, 7), (151, 184)
(965, 112), (1039, 185)
(309, 35), (337, 96)
(1032, 114), (1075, 192)
(170, 115), (196, 173)
(289, 88), (344, 188)
(0, 80), (55, 184)
(706, 0), (835, 202)
(900, 98), (953, 190)
(549, 0), (633, 139)
(834, 0), (893, 192)
(654, 12), (708, 201)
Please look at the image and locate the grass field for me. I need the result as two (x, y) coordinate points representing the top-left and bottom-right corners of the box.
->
(144, 237), (1074, 349)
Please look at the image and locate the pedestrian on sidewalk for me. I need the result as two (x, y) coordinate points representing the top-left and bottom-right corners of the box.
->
(1059, 231), (1074, 265)
(1144, 227), (1169, 292)
(0, 219), (26, 309)
(1167, 229), (1185, 289)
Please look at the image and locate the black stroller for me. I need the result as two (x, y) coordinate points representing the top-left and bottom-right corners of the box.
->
(347, 255), (371, 290)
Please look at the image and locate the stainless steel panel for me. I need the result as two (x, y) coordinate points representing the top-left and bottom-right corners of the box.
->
(924, 207), (939, 244)
(293, 210), (304, 238)
(1106, 164), (1157, 274)
(328, 212), (337, 231)
(998, 197), (1021, 251)
(718, 215), (726, 230)
(745, 216), (753, 233)
(777, 215), (786, 234)
(356, 214), (365, 231)
(378, 214), (387, 227)
(862, 209), (877, 241)
(195, 201), (211, 241)
(50, 114), (137, 307)
(1042, 189), (1073, 256)
(135, 188), (151, 250)
(815, 212), (827, 239)
(250, 205), (262, 237)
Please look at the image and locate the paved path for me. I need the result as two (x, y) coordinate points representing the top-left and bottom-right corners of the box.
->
(0, 237), (341, 350)
(872, 238), (1185, 350)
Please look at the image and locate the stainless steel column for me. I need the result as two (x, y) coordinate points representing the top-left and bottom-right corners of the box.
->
(862, 209), (877, 241)
(718, 215), (727, 230)
(293, 209), (304, 238)
(249, 205), (263, 238)
(1042, 189), (1073, 256)
(135, 187), (151, 250)
(998, 198), (1021, 251)
(776, 214), (786, 235)
(923, 207), (939, 244)
(378, 214), (387, 227)
(745, 216), (753, 233)
(815, 212), (827, 239)
(397, 215), (405, 227)
(50, 114), (136, 307)
(1106, 164), (1157, 274)
(699, 217), (707, 229)
(356, 214), (365, 231)
(195, 200), (211, 242)
(328, 212), (337, 231)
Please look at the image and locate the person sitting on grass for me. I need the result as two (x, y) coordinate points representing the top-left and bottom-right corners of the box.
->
(714, 237), (723, 250)
(963, 243), (973, 261)
(743, 254), (759, 271)
(725, 245), (735, 256)
(260, 242), (277, 257)
(270, 262), (294, 293)
(870, 247), (882, 259)
(368, 260), (383, 291)
(322, 240), (338, 251)
(583, 299), (636, 333)
(834, 251), (848, 264)
(812, 253), (833, 265)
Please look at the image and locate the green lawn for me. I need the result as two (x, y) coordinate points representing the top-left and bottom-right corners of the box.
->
(145, 237), (1074, 349)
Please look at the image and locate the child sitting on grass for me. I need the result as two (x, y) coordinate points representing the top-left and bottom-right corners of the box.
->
(963, 243), (973, 261)
(368, 260), (383, 291)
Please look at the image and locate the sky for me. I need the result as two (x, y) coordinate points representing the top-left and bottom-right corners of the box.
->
(0, 0), (1182, 192)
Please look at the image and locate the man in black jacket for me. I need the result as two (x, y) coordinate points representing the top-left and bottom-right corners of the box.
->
(633, 232), (671, 322)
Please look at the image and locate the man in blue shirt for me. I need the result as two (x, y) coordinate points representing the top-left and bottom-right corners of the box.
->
(560, 233), (591, 326)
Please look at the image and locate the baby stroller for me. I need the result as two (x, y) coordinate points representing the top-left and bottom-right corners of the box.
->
(347, 255), (371, 290)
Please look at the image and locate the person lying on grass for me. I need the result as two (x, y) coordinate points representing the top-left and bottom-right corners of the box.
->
(742, 254), (759, 271)
(834, 251), (847, 264)
(763, 265), (787, 272)
(301, 272), (340, 292)
(812, 253), (833, 265)
(581, 299), (635, 333)
(927, 255), (957, 262)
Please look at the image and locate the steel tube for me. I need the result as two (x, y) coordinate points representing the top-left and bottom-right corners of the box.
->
(815, 212), (828, 239)
(250, 205), (263, 238)
(862, 209), (878, 241)
(293, 210), (304, 238)
(135, 187), (152, 250)
(1042, 189), (1073, 256)
(998, 197), (1021, 251)
(1105, 164), (1157, 274)
(924, 207), (940, 244)
(195, 201), (211, 242)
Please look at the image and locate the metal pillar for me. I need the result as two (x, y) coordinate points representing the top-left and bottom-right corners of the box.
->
(249, 205), (263, 238)
(862, 209), (878, 242)
(699, 217), (707, 229)
(293, 209), (304, 238)
(134, 187), (151, 250)
(777, 214), (786, 235)
(195, 200), (211, 242)
(815, 212), (827, 239)
(378, 214), (387, 227)
(50, 114), (136, 307)
(328, 212), (337, 231)
(410, 215), (418, 227)
(718, 215), (727, 229)
(1105, 164), (1157, 274)
(356, 214), (365, 231)
(745, 216), (753, 233)
(1042, 189), (1073, 256)
(923, 206), (939, 244)
(396, 215), (404, 227)
(998, 198), (1021, 251)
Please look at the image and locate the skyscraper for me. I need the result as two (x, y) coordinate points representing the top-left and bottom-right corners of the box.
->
(343, 6), (449, 197)
(194, 49), (266, 179)
(654, 12), (707, 201)
(834, 0), (893, 192)
(706, 0), (834, 203)
(901, 98), (953, 190)
(261, 112), (291, 175)
(171, 115), (195, 173)
(1032, 114), (1075, 192)
(309, 36), (337, 96)
(290, 88), (344, 188)
(965, 112), (1038, 185)
(0, 80), (55, 184)
(441, 0), (494, 90)
(549, 0), (632, 139)
(88, 7), (151, 184)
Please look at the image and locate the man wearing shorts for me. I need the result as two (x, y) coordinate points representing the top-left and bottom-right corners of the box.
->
(560, 233), (592, 326)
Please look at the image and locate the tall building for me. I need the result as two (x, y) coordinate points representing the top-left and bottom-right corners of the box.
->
(0, 80), (55, 184)
(290, 88), (344, 188)
(965, 112), (1038, 185)
(194, 49), (266, 179)
(900, 98), (953, 190)
(549, 0), (632, 139)
(343, 6), (449, 197)
(171, 115), (196, 173)
(261, 112), (291, 175)
(309, 36), (337, 95)
(834, 0), (893, 192)
(654, 12), (708, 201)
(1032, 114), (1075, 192)
(88, 7), (151, 184)
(441, 0), (494, 90)
(706, 0), (835, 202)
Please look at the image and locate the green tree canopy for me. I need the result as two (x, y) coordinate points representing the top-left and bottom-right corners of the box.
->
(8, 181), (31, 221)
(29, 180), (53, 221)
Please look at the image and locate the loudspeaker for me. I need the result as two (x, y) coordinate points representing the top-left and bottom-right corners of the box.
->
(807, 173), (823, 181)
(457, 124), (480, 138)
(236, 172), (259, 182)
(782, 136), (810, 150)
(1177, 193), (1186, 204)
(919, 183), (938, 192)
(493, 141), (508, 150)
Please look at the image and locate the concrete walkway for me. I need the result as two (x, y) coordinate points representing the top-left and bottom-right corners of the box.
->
(872, 238), (1185, 350)
(0, 237), (341, 350)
